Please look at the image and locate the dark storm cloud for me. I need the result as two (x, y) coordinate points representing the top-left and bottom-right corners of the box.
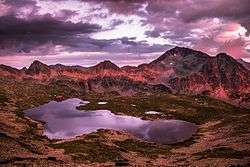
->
(59, 36), (172, 54)
(82, 0), (146, 15)
(0, 0), (172, 55)
(3, 0), (36, 7)
(0, 14), (101, 53)
(179, 0), (250, 33)
(2, 0), (38, 16)
(181, 1), (250, 22)
(145, 29), (161, 38)
(87, 0), (249, 35)
(0, 15), (101, 35)
(120, 37), (138, 46)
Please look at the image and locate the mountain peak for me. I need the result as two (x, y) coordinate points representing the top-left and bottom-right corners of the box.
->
(26, 60), (50, 75)
(169, 46), (210, 57)
(92, 60), (120, 71)
(172, 46), (190, 51)
(29, 60), (48, 68)
(170, 46), (197, 53)
(216, 52), (231, 58)
(150, 46), (210, 65)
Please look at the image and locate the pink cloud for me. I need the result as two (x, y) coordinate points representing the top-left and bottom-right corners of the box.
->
(221, 38), (249, 59)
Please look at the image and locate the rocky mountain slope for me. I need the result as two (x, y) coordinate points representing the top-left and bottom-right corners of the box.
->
(1, 46), (250, 107)
(238, 58), (250, 70)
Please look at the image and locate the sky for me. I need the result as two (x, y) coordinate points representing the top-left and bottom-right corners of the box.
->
(0, 0), (249, 68)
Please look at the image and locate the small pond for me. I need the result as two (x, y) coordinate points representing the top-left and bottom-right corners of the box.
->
(25, 98), (197, 144)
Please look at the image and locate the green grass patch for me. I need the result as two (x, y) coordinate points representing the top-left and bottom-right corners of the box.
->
(77, 94), (246, 124)
(114, 139), (171, 158)
(50, 139), (122, 163)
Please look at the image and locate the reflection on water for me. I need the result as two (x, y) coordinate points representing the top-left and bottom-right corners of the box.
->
(145, 111), (162, 115)
(97, 101), (108, 105)
(25, 98), (197, 144)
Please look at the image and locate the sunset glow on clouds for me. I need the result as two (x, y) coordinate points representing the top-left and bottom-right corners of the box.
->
(0, 0), (249, 68)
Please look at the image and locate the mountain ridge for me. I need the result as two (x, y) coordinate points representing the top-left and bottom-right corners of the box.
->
(1, 47), (249, 107)
(1, 47), (249, 72)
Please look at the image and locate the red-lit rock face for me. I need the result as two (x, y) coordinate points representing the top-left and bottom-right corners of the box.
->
(1, 47), (249, 106)
(157, 48), (250, 106)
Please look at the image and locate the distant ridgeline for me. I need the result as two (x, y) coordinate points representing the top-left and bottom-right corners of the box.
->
(0, 47), (250, 107)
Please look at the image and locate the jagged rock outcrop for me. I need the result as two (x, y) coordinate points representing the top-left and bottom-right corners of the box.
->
(89, 60), (120, 71)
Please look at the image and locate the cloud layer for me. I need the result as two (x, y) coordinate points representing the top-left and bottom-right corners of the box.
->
(0, 0), (249, 68)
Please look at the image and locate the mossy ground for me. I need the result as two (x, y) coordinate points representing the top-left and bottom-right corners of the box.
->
(78, 93), (249, 125)
(0, 78), (249, 165)
(49, 130), (173, 164)
(50, 138), (122, 163)
(195, 147), (250, 159)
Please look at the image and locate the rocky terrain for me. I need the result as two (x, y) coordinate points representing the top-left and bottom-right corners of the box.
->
(1, 47), (249, 107)
(0, 47), (250, 166)
(237, 59), (250, 70)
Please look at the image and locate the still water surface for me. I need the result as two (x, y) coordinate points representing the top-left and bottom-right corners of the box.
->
(25, 98), (197, 144)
